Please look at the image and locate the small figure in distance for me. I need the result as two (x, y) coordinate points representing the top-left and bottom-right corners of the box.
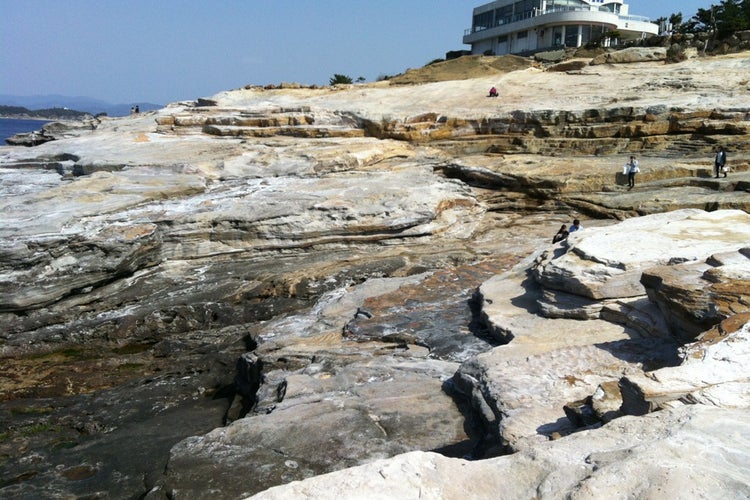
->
(714, 146), (727, 178)
(488, 86), (498, 97)
(552, 224), (568, 243)
(624, 155), (639, 189)
(135, 105), (140, 113)
(569, 219), (582, 233)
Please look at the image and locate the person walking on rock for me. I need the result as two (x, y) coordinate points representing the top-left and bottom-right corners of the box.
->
(714, 146), (727, 178)
(625, 155), (639, 189)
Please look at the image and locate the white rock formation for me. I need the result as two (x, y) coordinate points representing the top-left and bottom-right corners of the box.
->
(249, 405), (750, 499)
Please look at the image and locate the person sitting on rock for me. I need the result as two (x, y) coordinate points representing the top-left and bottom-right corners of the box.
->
(488, 87), (498, 97)
(569, 219), (582, 233)
(552, 224), (568, 243)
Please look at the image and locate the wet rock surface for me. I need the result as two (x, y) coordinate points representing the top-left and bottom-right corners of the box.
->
(0, 51), (749, 498)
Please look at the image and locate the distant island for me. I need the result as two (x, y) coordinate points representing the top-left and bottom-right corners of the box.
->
(0, 94), (163, 117)
(0, 104), (94, 121)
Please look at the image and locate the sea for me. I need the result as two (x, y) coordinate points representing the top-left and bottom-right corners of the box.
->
(0, 118), (50, 142)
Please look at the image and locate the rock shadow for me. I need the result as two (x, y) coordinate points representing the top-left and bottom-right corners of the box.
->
(440, 378), (510, 460)
(536, 416), (580, 439)
(594, 337), (682, 371)
(467, 292), (504, 347)
(614, 171), (629, 186)
(508, 273), (542, 315)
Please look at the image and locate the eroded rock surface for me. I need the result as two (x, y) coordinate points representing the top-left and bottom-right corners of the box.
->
(253, 210), (750, 498)
(249, 405), (750, 500)
(1, 51), (749, 498)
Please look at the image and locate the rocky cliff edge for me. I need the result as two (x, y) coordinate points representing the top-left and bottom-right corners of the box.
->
(0, 51), (748, 499)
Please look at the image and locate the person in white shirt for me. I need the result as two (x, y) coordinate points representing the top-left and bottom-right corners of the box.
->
(625, 156), (640, 189)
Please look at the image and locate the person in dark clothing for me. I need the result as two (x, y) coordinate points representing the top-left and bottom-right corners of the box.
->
(714, 146), (727, 178)
(552, 224), (568, 243)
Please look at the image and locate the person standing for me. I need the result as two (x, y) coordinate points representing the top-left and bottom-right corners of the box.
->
(714, 146), (727, 178)
(625, 155), (639, 189)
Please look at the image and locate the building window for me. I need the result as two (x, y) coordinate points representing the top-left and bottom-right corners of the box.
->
(473, 10), (494, 32)
(581, 25), (592, 44)
(518, 30), (528, 39)
(498, 35), (509, 43)
(513, 0), (539, 20)
(591, 24), (605, 41)
(553, 26), (563, 46)
(565, 25), (579, 47)
(495, 5), (513, 25)
(547, 0), (588, 8)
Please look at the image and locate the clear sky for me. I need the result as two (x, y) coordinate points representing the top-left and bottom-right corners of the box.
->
(0, 0), (713, 105)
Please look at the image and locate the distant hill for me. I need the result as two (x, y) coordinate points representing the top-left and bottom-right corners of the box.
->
(0, 105), (92, 120)
(0, 94), (162, 117)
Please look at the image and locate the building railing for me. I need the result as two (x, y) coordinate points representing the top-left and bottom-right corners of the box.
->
(464, 6), (652, 36)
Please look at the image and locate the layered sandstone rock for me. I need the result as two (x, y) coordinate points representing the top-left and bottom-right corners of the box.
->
(455, 210), (750, 454)
(1, 51), (749, 499)
(249, 210), (750, 498)
(619, 314), (750, 415)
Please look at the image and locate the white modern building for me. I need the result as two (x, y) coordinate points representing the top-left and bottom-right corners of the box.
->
(463, 0), (659, 55)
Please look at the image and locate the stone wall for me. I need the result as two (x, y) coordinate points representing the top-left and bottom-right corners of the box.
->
(629, 30), (750, 56)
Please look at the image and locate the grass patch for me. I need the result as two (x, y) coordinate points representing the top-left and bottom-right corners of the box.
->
(29, 348), (100, 362)
(19, 423), (59, 437)
(10, 406), (54, 416)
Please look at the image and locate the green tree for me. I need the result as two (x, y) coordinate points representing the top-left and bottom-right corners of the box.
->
(715, 0), (750, 36)
(684, 1), (750, 36)
(683, 5), (715, 33)
(329, 74), (353, 85)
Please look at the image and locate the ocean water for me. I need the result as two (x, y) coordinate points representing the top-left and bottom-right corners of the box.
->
(0, 118), (50, 142)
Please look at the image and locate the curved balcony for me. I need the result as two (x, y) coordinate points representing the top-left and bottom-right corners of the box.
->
(463, 7), (656, 44)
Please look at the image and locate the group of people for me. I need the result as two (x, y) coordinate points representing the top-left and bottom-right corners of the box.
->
(620, 146), (728, 189)
(550, 146), (730, 244)
(552, 218), (581, 244)
(130, 105), (140, 114)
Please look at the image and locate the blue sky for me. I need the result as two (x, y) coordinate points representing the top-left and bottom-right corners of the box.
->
(1, 0), (713, 105)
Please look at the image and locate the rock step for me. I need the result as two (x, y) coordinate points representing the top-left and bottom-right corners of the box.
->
(156, 108), (368, 139)
(201, 124), (365, 139)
